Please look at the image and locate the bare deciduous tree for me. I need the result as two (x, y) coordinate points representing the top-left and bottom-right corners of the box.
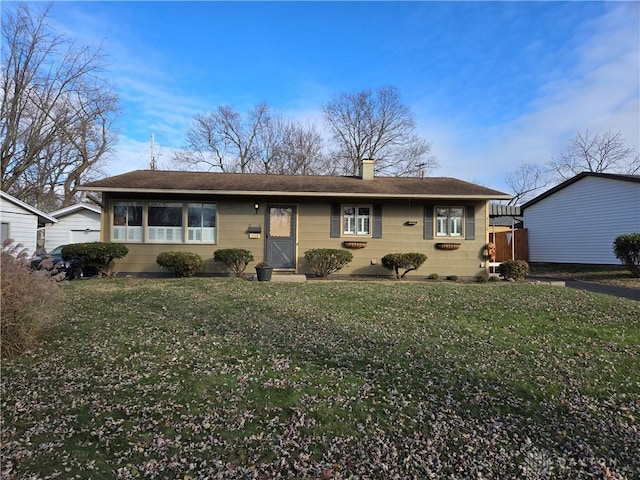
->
(174, 104), (270, 173)
(1, 3), (119, 210)
(505, 130), (639, 204)
(548, 129), (639, 180)
(505, 163), (551, 206)
(174, 104), (329, 175)
(323, 86), (437, 177)
(270, 122), (328, 175)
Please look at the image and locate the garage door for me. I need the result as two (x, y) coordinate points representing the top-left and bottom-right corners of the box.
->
(70, 230), (101, 243)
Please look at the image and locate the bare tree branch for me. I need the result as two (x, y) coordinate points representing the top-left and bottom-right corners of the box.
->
(323, 86), (437, 176)
(1, 2), (119, 209)
(548, 130), (639, 180)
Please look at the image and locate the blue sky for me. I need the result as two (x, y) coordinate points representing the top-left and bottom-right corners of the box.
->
(41, 1), (639, 192)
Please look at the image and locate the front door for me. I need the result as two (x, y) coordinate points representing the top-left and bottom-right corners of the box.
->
(266, 205), (296, 269)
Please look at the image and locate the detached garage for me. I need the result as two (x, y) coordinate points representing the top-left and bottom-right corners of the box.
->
(0, 191), (57, 254)
(44, 203), (102, 251)
(522, 172), (640, 265)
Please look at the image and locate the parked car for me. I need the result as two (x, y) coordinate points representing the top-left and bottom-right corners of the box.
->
(30, 245), (97, 280)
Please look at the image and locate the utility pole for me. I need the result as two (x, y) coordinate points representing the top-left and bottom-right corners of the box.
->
(150, 132), (157, 170)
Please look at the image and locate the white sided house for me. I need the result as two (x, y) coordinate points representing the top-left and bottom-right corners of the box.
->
(522, 172), (640, 265)
(44, 203), (102, 251)
(0, 191), (58, 254)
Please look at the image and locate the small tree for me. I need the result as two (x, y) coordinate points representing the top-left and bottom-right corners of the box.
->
(381, 252), (427, 278)
(613, 233), (640, 278)
(62, 242), (128, 277)
(213, 248), (254, 277)
(304, 249), (353, 277)
(156, 251), (203, 278)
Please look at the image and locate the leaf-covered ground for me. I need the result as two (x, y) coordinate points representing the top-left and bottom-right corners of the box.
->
(2, 278), (639, 479)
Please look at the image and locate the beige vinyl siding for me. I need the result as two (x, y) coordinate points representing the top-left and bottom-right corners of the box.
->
(296, 200), (488, 278)
(104, 194), (490, 278)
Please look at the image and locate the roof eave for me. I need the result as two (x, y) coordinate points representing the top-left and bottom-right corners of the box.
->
(78, 186), (511, 201)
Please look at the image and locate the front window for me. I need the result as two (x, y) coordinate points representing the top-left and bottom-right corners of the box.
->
(187, 203), (216, 242)
(148, 203), (183, 242)
(113, 202), (143, 241)
(436, 207), (463, 237)
(111, 201), (216, 243)
(343, 205), (370, 236)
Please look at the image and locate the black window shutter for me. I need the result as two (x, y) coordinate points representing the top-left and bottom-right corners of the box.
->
(372, 204), (382, 238)
(465, 205), (475, 240)
(330, 204), (341, 238)
(424, 205), (434, 240)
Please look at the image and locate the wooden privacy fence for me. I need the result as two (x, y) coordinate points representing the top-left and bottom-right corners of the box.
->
(489, 229), (528, 262)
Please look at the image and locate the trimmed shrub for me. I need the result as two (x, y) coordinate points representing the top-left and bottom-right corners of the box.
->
(304, 248), (353, 277)
(62, 242), (128, 277)
(476, 271), (489, 283)
(213, 248), (254, 277)
(1, 240), (62, 358)
(497, 260), (530, 281)
(156, 251), (203, 277)
(428, 273), (439, 280)
(381, 252), (427, 279)
(613, 232), (640, 278)
(446, 275), (459, 281)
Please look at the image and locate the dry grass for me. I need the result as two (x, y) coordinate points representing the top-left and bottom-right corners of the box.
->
(1, 278), (638, 479)
(0, 241), (63, 358)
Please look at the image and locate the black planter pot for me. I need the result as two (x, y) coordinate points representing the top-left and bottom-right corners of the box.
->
(255, 266), (273, 282)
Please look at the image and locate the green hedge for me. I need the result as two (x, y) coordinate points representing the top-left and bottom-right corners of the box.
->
(156, 251), (203, 277)
(381, 252), (427, 278)
(613, 232), (640, 278)
(213, 248), (254, 277)
(62, 242), (128, 277)
(304, 249), (353, 277)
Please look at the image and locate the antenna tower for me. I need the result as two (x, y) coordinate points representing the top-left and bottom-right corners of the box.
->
(150, 132), (157, 170)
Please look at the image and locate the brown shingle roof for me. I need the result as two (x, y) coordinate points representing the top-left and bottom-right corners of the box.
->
(80, 170), (510, 199)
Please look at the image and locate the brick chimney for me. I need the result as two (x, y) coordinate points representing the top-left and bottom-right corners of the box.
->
(359, 158), (375, 180)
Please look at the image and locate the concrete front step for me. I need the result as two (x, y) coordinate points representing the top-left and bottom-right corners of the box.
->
(262, 274), (307, 283)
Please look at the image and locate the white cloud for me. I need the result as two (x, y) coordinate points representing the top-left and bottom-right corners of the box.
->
(419, 2), (639, 193)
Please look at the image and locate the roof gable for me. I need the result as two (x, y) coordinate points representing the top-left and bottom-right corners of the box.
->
(48, 203), (101, 218)
(0, 191), (58, 224)
(80, 170), (511, 200)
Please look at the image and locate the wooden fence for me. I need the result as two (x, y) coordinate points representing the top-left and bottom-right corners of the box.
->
(489, 229), (528, 262)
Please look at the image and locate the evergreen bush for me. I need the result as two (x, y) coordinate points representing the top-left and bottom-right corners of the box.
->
(62, 242), (128, 277)
(156, 251), (203, 277)
(497, 260), (530, 281)
(304, 249), (353, 277)
(381, 252), (427, 278)
(613, 232), (640, 278)
(213, 248), (254, 277)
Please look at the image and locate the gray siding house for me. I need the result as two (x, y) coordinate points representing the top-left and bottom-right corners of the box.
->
(522, 172), (640, 265)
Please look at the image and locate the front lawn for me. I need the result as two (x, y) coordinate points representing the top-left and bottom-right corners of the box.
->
(2, 278), (639, 479)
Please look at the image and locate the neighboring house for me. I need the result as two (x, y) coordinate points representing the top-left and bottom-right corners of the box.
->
(0, 191), (58, 255)
(522, 172), (640, 265)
(80, 160), (511, 277)
(44, 203), (102, 251)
